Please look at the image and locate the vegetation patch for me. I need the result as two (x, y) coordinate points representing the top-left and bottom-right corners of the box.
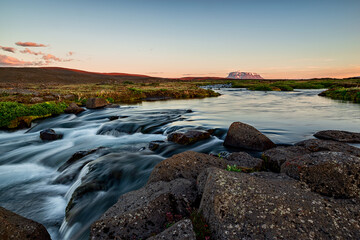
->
(190, 210), (211, 240)
(319, 87), (360, 103)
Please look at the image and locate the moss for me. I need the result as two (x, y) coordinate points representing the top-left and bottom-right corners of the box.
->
(319, 87), (360, 103)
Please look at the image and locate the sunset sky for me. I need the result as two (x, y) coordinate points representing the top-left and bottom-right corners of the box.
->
(0, 0), (359, 79)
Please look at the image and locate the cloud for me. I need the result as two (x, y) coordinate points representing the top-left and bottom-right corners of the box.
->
(0, 46), (16, 53)
(20, 48), (43, 55)
(67, 51), (74, 56)
(15, 41), (47, 47)
(42, 54), (62, 62)
(0, 54), (33, 66)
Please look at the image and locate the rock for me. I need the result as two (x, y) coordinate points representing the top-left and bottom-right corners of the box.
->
(105, 104), (120, 108)
(147, 219), (196, 240)
(86, 98), (108, 109)
(63, 94), (75, 100)
(147, 151), (226, 184)
(223, 122), (276, 151)
(281, 151), (360, 198)
(295, 139), (360, 157)
(226, 151), (264, 172)
(40, 129), (63, 141)
(227, 71), (263, 79)
(90, 179), (197, 240)
(64, 102), (85, 114)
(199, 168), (360, 240)
(0, 206), (51, 240)
(149, 140), (165, 151)
(262, 146), (311, 172)
(30, 97), (44, 103)
(43, 95), (55, 101)
(314, 130), (360, 143)
(108, 116), (119, 121)
(58, 147), (105, 172)
(167, 130), (211, 145)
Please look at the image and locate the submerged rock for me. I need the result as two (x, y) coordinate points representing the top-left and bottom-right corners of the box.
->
(281, 151), (360, 198)
(147, 219), (196, 240)
(149, 140), (165, 151)
(167, 130), (211, 145)
(199, 168), (360, 239)
(314, 130), (360, 143)
(0, 206), (51, 240)
(40, 129), (63, 141)
(226, 151), (264, 172)
(64, 102), (85, 114)
(86, 98), (108, 109)
(108, 116), (119, 121)
(223, 122), (276, 151)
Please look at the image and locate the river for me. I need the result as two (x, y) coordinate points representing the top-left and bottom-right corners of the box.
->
(0, 88), (359, 239)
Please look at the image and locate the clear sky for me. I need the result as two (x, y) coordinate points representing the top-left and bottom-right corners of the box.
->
(0, 0), (359, 78)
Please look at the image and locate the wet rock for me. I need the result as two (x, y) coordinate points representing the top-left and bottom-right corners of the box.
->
(149, 140), (165, 151)
(90, 179), (197, 240)
(147, 219), (196, 240)
(30, 97), (44, 103)
(147, 151), (226, 184)
(64, 102), (85, 114)
(105, 104), (120, 108)
(199, 168), (360, 240)
(281, 151), (360, 198)
(226, 151), (264, 172)
(0, 206), (51, 240)
(108, 116), (119, 121)
(185, 109), (193, 113)
(223, 122), (276, 151)
(262, 146), (311, 172)
(40, 129), (63, 141)
(58, 147), (105, 172)
(86, 98), (108, 109)
(167, 130), (211, 145)
(295, 139), (360, 157)
(314, 130), (360, 143)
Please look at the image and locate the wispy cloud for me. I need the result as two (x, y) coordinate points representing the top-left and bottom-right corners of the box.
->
(15, 41), (47, 47)
(67, 51), (74, 56)
(0, 55), (33, 66)
(20, 48), (43, 55)
(0, 46), (16, 53)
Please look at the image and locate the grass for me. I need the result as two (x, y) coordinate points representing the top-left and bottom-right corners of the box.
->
(319, 87), (360, 103)
(226, 165), (243, 172)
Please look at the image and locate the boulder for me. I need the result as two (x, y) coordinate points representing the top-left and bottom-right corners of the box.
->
(0, 206), (51, 240)
(30, 97), (44, 103)
(281, 151), (360, 198)
(314, 130), (360, 143)
(168, 130), (211, 145)
(90, 179), (197, 240)
(223, 122), (276, 151)
(86, 98), (108, 109)
(199, 168), (360, 240)
(147, 151), (226, 184)
(262, 146), (311, 172)
(149, 140), (165, 151)
(295, 139), (360, 157)
(226, 152), (264, 172)
(147, 219), (196, 240)
(39, 129), (63, 141)
(64, 102), (85, 114)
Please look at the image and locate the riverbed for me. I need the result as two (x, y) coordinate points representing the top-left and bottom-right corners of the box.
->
(0, 88), (359, 239)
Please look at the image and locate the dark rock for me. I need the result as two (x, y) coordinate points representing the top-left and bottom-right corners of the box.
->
(105, 104), (120, 108)
(147, 219), (196, 240)
(90, 179), (197, 240)
(199, 168), (360, 239)
(58, 147), (105, 172)
(226, 151), (264, 172)
(281, 151), (360, 198)
(223, 122), (276, 151)
(0, 206), (51, 240)
(149, 140), (165, 151)
(314, 130), (360, 143)
(262, 146), (311, 172)
(40, 129), (63, 141)
(86, 98), (108, 109)
(168, 130), (211, 145)
(30, 97), (44, 103)
(295, 139), (360, 157)
(64, 102), (85, 114)
(147, 151), (226, 184)
(43, 95), (55, 101)
(185, 109), (193, 113)
(108, 116), (119, 121)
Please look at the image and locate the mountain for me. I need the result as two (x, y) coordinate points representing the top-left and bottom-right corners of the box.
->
(227, 71), (263, 79)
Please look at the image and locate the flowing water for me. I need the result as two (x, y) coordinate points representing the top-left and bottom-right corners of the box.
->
(0, 88), (359, 239)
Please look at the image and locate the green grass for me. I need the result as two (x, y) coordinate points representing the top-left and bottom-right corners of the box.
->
(319, 87), (360, 103)
(226, 165), (243, 172)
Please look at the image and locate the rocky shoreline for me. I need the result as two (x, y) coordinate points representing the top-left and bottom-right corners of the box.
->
(1, 122), (360, 239)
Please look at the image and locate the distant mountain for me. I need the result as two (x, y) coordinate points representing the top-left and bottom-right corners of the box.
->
(227, 71), (263, 79)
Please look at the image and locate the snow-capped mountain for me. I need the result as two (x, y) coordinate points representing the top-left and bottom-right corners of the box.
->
(227, 71), (263, 79)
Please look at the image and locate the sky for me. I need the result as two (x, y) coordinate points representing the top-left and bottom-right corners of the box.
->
(0, 0), (359, 79)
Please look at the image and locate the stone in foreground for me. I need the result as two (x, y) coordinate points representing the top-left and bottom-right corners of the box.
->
(147, 219), (196, 240)
(226, 151), (264, 172)
(147, 151), (226, 184)
(168, 130), (211, 145)
(40, 128), (63, 141)
(0, 206), (51, 240)
(64, 102), (85, 114)
(314, 130), (360, 143)
(223, 122), (276, 151)
(281, 151), (360, 198)
(199, 168), (360, 240)
(86, 98), (108, 109)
